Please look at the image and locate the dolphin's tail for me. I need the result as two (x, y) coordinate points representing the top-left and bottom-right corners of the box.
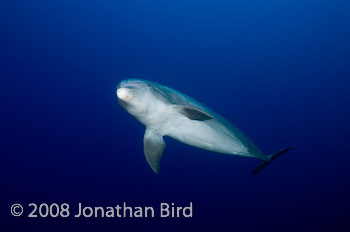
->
(252, 147), (293, 175)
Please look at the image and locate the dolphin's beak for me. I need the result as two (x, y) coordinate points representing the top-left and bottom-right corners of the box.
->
(117, 88), (132, 101)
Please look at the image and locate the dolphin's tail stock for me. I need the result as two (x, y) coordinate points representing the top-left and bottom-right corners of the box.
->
(252, 147), (293, 176)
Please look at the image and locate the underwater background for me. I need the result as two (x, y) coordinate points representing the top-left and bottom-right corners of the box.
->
(2, 0), (350, 231)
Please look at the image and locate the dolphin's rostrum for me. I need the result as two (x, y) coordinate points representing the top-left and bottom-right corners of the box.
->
(116, 79), (292, 175)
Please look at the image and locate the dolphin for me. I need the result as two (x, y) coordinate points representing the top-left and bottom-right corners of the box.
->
(116, 79), (292, 175)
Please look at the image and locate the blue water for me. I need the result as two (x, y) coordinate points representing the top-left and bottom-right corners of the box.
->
(2, 0), (350, 231)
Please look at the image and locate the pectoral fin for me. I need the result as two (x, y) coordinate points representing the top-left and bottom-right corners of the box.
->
(176, 105), (213, 121)
(143, 128), (166, 174)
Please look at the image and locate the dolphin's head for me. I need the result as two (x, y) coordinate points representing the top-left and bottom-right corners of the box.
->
(116, 79), (153, 116)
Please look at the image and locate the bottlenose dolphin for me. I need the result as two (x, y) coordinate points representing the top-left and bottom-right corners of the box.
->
(116, 79), (292, 175)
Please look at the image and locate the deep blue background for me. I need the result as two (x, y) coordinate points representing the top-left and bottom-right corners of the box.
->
(1, 0), (350, 231)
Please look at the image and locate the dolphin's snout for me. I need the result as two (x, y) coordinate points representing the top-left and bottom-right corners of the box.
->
(117, 88), (132, 101)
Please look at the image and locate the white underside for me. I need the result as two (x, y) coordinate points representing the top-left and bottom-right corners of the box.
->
(144, 104), (250, 157)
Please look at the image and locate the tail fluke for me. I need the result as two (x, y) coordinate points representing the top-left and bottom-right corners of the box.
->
(252, 147), (293, 176)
